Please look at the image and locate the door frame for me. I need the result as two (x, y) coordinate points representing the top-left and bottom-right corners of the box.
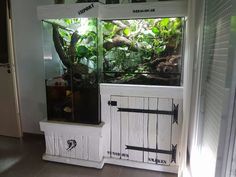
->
(6, 0), (22, 137)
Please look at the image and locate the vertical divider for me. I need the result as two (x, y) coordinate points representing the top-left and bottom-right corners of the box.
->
(143, 97), (149, 163)
(121, 96), (129, 160)
(148, 97), (158, 164)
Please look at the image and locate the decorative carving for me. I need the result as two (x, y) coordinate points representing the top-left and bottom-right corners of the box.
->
(66, 139), (77, 151)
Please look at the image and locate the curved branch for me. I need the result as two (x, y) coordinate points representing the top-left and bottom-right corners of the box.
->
(112, 20), (128, 29)
(68, 32), (80, 63)
(52, 25), (71, 68)
(103, 35), (138, 51)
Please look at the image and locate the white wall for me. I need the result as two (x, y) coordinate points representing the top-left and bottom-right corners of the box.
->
(11, 0), (53, 134)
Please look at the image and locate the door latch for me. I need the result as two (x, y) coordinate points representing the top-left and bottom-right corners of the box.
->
(108, 100), (117, 106)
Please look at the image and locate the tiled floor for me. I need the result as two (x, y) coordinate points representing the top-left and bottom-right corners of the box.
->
(0, 135), (177, 177)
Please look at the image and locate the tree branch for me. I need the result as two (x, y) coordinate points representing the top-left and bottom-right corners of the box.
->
(52, 25), (71, 68)
(103, 35), (138, 51)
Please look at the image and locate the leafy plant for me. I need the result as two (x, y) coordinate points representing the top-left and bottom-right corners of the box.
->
(102, 18), (183, 85)
(44, 18), (98, 88)
(45, 17), (183, 86)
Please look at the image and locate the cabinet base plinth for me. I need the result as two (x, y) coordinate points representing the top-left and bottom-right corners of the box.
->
(42, 154), (105, 169)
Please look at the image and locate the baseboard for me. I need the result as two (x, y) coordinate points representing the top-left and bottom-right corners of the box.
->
(43, 154), (105, 169)
(42, 154), (178, 173)
(104, 158), (178, 174)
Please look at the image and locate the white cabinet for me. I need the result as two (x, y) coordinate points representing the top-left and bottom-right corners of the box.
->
(40, 83), (183, 173)
(100, 84), (183, 173)
(40, 120), (105, 168)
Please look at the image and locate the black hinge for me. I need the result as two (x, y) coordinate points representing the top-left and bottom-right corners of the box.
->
(126, 144), (177, 163)
(171, 144), (177, 163)
(108, 100), (117, 106)
(172, 104), (178, 124)
(117, 103), (179, 124)
(117, 108), (173, 115)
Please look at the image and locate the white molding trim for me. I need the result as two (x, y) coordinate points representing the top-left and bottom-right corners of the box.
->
(100, 1), (187, 20)
(100, 83), (183, 99)
(37, 1), (187, 20)
(104, 158), (178, 173)
(42, 154), (178, 173)
(40, 120), (104, 137)
(37, 3), (100, 20)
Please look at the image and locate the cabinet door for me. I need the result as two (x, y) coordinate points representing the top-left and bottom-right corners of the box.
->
(109, 95), (180, 166)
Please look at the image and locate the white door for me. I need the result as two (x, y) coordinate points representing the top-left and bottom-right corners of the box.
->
(0, 0), (21, 137)
(0, 65), (21, 137)
(109, 95), (182, 166)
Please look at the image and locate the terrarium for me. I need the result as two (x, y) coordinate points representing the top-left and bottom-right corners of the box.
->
(42, 18), (100, 124)
(42, 16), (184, 124)
(102, 18), (184, 86)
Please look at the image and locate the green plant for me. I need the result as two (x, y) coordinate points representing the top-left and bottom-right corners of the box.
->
(102, 18), (183, 85)
(44, 18), (98, 88)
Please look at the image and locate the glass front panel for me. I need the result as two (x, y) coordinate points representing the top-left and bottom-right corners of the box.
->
(42, 16), (185, 124)
(102, 18), (184, 86)
(42, 18), (100, 124)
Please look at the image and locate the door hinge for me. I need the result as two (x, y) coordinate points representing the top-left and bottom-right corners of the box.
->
(117, 103), (179, 124)
(172, 104), (178, 124)
(108, 100), (117, 106)
(126, 144), (177, 163)
(171, 144), (177, 163)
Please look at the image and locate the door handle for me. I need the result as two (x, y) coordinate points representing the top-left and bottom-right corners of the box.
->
(0, 63), (11, 73)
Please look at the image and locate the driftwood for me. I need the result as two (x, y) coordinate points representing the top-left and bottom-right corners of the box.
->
(156, 55), (181, 73)
(52, 25), (70, 67)
(103, 20), (142, 51)
(111, 20), (128, 29)
(103, 35), (138, 51)
(68, 32), (80, 63)
(52, 24), (89, 78)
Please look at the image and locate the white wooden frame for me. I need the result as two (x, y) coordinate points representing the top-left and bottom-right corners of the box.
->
(100, 84), (183, 98)
(37, 3), (100, 20)
(37, 1), (187, 174)
(99, 1), (187, 20)
(37, 1), (187, 20)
